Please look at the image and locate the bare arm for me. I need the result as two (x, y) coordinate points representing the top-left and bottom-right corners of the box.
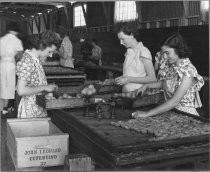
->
(147, 76), (194, 116)
(136, 81), (163, 95)
(145, 81), (163, 89)
(17, 79), (57, 96)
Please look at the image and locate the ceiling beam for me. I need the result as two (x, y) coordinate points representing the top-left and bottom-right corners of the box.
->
(0, 4), (55, 10)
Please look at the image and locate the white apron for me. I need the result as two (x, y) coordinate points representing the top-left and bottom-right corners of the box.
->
(18, 51), (48, 118)
(0, 58), (16, 99)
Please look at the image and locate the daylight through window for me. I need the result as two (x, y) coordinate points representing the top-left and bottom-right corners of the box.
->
(114, 1), (138, 22)
(74, 5), (86, 27)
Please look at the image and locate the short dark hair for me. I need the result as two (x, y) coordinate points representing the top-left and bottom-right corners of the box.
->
(92, 38), (97, 45)
(114, 21), (140, 40)
(56, 26), (67, 39)
(7, 21), (20, 32)
(29, 30), (60, 50)
(162, 33), (192, 58)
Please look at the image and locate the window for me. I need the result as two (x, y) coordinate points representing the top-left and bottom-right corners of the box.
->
(114, 1), (138, 22)
(74, 4), (86, 27)
(200, 0), (209, 12)
(200, 0), (209, 23)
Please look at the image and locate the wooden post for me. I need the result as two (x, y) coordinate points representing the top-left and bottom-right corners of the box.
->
(64, 154), (95, 171)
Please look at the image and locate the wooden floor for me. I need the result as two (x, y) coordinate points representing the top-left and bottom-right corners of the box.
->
(1, 107), (209, 171)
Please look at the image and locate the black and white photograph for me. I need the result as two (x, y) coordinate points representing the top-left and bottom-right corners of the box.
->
(0, 0), (209, 171)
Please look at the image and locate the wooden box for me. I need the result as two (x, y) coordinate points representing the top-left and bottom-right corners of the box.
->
(84, 80), (122, 94)
(114, 89), (165, 108)
(97, 84), (122, 94)
(36, 93), (86, 110)
(132, 92), (165, 108)
(6, 118), (69, 169)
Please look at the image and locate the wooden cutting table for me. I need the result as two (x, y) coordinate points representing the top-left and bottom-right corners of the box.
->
(48, 106), (210, 170)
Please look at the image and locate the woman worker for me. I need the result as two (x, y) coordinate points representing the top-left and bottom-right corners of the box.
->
(56, 26), (74, 68)
(89, 38), (103, 66)
(133, 33), (204, 117)
(0, 22), (23, 115)
(114, 22), (156, 93)
(16, 31), (60, 118)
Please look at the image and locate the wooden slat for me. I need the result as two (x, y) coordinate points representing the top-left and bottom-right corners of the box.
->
(74, 117), (152, 145)
(114, 144), (210, 166)
(75, 117), (152, 146)
(49, 110), (112, 150)
(50, 111), (115, 168)
(49, 108), (210, 169)
(113, 134), (209, 153)
(119, 154), (209, 170)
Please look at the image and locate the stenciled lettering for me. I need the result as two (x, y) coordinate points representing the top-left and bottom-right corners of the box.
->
(29, 155), (57, 161)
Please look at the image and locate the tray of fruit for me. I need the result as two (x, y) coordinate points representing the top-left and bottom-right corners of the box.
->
(112, 88), (165, 108)
(85, 79), (122, 94)
(36, 92), (87, 110)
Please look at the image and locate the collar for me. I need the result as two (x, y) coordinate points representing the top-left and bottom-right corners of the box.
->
(25, 49), (41, 64)
(173, 58), (190, 71)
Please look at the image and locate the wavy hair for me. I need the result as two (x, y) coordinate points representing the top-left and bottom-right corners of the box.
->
(114, 21), (140, 41)
(29, 30), (60, 50)
(162, 33), (192, 58)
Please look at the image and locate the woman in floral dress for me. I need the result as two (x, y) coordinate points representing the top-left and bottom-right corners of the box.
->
(16, 31), (60, 118)
(133, 33), (204, 117)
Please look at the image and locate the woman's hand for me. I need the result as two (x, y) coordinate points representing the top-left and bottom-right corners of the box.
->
(131, 111), (150, 118)
(115, 76), (129, 85)
(136, 84), (148, 96)
(44, 84), (58, 92)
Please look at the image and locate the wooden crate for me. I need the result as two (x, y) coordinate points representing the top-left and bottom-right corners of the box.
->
(132, 92), (165, 108)
(84, 80), (122, 94)
(97, 85), (122, 94)
(6, 118), (69, 169)
(36, 93), (86, 110)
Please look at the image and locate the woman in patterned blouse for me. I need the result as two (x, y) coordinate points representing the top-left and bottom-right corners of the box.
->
(133, 33), (204, 117)
(16, 31), (60, 118)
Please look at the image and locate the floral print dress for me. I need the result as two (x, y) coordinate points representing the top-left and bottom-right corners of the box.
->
(155, 51), (170, 81)
(162, 58), (204, 115)
(16, 50), (48, 118)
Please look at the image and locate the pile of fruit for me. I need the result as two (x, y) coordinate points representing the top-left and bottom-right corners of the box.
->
(45, 93), (56, 100)
(81, 84), (97, 96)
(111, 111), (210, 141)
(57, 93), (79, 99)
(45, 93), (80, 100)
